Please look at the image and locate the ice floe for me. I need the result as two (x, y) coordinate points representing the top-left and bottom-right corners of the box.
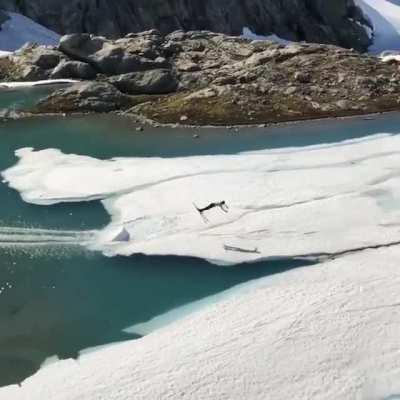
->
(3, 133), (400, 265)
(2, 246), (400, 399)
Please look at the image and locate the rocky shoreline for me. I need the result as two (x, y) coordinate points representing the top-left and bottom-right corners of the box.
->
(1, 29), (400, 126)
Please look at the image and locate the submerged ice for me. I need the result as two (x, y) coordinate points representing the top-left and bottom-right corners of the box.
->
(3, 133), (400, 265)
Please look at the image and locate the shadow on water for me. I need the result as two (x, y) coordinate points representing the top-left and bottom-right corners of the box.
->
(0, 248), (314, 387)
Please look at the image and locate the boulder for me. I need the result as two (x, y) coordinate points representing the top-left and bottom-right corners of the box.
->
(36, 82), (133, 113)
(59, 33), (169, 75)
(109, 69), (179, 95)
(93, 45), (167, 75)
(50, 60), (97, 80)
(59, 34), (106, 60)
(30, 48), (62, 69)
(20, 64), (49, 81)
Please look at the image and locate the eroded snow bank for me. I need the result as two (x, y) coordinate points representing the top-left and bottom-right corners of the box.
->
(3, 133), (400, 264)
(2, 247), (400, 399)
(0, 12), (59, 52)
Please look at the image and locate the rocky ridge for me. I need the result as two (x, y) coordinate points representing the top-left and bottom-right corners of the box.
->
(1, 30), (400, 125)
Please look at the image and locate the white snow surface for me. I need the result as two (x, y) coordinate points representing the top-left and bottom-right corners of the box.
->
(3, 133), (400, 265)
(0, 12), (60, 52)
(356, 0), (400, 53)
(241, 27), (293, 45)
(0, 79), (77, 88)
(0, 50), (12, 57)
(1, 247), (400, 399)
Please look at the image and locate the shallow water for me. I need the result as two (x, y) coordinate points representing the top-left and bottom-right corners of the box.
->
(1, 88), (400, 387)
(0, 85), (66, 112)
(0, 248), (312, 387)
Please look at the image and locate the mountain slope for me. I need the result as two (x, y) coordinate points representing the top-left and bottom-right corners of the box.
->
(0, 11), (59, 51)
(0, 0), (371, 51)
(356, 0), (400, 53)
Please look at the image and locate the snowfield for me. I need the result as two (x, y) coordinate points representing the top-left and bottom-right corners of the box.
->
(0, 12), (59, 52)
(1, 247), (400, 400)
(3, 133), (400, 265)
(356, 0), (400, 53)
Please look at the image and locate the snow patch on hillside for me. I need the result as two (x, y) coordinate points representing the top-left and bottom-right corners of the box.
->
(355, 0), (400, 53)
(242, 27), (293, 45)
(0, 12), (59, 52)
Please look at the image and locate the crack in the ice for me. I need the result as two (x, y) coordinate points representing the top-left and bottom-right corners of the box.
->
(295, 239), (400, 261)
(200, 191), (355, 234)
(260, 150), (400, 174)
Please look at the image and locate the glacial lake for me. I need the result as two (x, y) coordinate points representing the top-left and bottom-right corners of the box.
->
(1, 87), (400, 387)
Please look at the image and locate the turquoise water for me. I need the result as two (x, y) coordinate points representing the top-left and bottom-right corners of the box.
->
(0, 250), (311, 386)
(0, 86), (67, 111)
(1, 89), (400, 387)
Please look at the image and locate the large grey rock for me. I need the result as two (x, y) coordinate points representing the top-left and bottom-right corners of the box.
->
(20, 64), (49, 81)
(58, 34), (106, 60)
(36, 81), (133, 113)
(50, 59), (97, 79)
(59, 34), (169, 75)
(30, 48), (62, 69)
(4, 44), (65, 80)
(109, 69), (179, 94)
(0, 0), (371, 51)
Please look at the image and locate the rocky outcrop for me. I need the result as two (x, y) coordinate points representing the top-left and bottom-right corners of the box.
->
(59, 32), (169, 75)
(10, 30), (398, 125)
(35, 81), (134, 113)
(0, 43), (67, 80)
(108, 69), (179, 95)
(50, 60), (97, 80)
(0, 0), (371, 51)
